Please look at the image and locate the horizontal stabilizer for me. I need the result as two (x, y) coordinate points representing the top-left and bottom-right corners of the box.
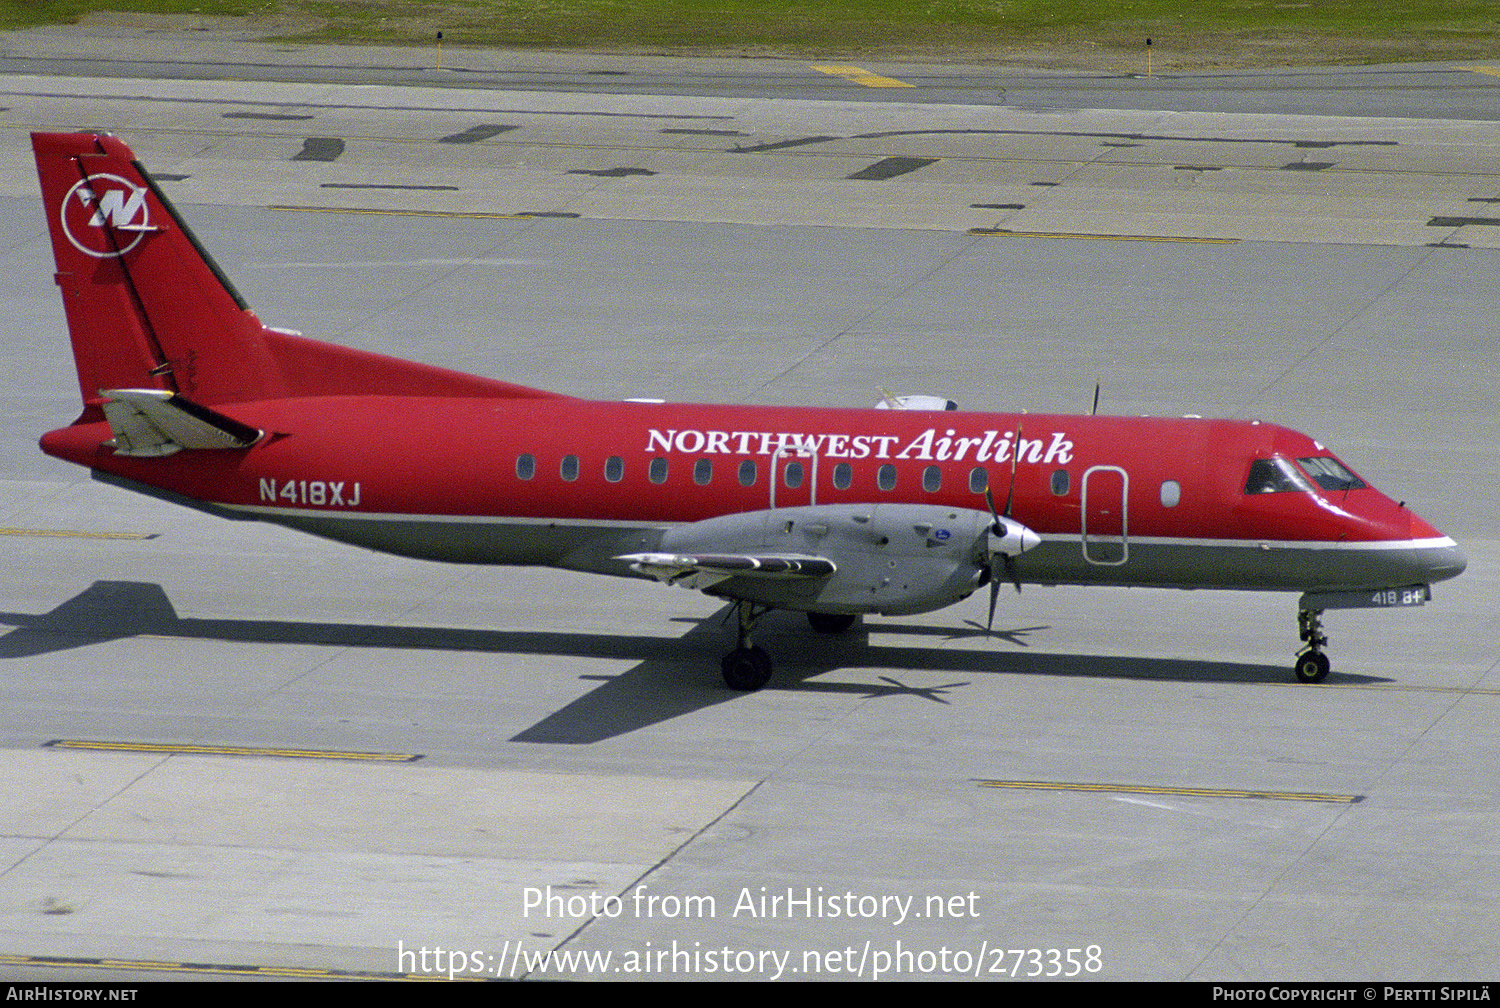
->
(617, 552), (837, 590)
(99, 388), (262, 457)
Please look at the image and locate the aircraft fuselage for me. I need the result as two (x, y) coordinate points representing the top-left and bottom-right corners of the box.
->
(41, 397), (1463, 610)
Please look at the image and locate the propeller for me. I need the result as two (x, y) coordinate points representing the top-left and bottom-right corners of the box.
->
(981, 485), (1039, 632)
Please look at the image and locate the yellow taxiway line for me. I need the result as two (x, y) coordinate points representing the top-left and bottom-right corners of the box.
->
(46, 739), (422, 761)
(975, 780), (1361, 803)
(970, 228), (1239, 244)
(812, 64), (915, 88)
(0, 527), (154, 539)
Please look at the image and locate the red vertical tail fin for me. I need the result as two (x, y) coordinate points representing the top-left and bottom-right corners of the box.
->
(33, 131), (288, 413)
(33, 131), (566, 418)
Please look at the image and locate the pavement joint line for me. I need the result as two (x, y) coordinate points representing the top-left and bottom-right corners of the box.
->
(0, 88), (736, 119)
(974, 780), (1363, 802)
(0, 953), (485, 981)
(1270, 682), (1500, 694)
(0, 126), (733, 153)
(44, 739), (423, 761)
(269, 206), (533, 219)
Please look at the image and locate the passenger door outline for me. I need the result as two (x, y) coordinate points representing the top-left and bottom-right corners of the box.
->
(1081, 465), (1128, 565)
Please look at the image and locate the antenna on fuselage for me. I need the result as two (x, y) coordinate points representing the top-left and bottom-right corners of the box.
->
(1091, 383), (1100, 416)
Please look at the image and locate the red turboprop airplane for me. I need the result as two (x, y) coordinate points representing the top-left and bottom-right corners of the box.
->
(30, 131), (1466, 691)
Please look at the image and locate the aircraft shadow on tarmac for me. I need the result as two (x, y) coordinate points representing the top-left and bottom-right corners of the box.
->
(0, 581), (1393, 743)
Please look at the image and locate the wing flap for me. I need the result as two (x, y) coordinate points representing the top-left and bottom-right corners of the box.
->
(618, 552), (836, 590)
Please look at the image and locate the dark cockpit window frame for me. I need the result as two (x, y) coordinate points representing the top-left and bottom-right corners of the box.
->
(1244, 457), (1314, 495)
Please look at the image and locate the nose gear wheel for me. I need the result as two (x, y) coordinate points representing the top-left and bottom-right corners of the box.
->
(1294, 608), (1330, 683)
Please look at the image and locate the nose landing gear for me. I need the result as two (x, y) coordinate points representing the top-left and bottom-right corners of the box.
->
(1294, 608), (1330, 683)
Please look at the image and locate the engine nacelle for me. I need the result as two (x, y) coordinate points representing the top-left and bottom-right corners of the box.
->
(658, 503), (1036, 616)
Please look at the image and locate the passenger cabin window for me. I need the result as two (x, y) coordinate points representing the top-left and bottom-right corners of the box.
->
(1050, 469), (1070, 496)
(738, 460), (756, 487)
(648, 458), (668, 484)
(516, 454), (535, 480)
(560, 455), (579, 481)
(693, 458), (712, 486)
(1160, 480), (1181, 507)
(877, 464), (897, 491)
(832, 462), (852, 490)
(922, 466), (941, 492)
(604, 456), (623, 482)
(1244, 458), (1311, 495)
(1297, 457), (1366, 492)
(968, 467), (987, 493)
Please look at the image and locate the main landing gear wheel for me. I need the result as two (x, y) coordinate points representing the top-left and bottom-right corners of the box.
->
(721, 601), (775, 690)
(1294, 607), (1330, 683)
(807, 612), (857, 634)
(721, 646), (772, 691)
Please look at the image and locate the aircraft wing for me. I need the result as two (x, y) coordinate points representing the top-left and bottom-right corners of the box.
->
(616, 552), (837, 590)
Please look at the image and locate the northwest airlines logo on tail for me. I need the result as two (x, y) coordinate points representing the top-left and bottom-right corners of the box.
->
(60, 173), (152, 257)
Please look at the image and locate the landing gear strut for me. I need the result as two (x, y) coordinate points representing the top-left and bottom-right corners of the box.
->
(721, 601), (773, 691)
(1294, 608), (1330, 683)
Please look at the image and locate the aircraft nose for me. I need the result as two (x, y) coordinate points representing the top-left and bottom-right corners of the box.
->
(1335, 494), (1464, 587)
(1417, 540), (1467, 584)
(1395, 508), (1466, 584)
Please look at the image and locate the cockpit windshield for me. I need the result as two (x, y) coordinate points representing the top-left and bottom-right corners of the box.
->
(1245, 456), (1367, 495)
(1244, 457), (1313, 495)
(1296, 457), (1366, 492)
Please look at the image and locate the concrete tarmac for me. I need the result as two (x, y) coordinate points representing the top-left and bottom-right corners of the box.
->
(0, 45), (1495, 984)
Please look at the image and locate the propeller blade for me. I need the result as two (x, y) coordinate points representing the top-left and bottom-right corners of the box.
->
(981, 470), (1034, 634)
(984, 476), (1027, 608)
(1003, 422), (1021, 517)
